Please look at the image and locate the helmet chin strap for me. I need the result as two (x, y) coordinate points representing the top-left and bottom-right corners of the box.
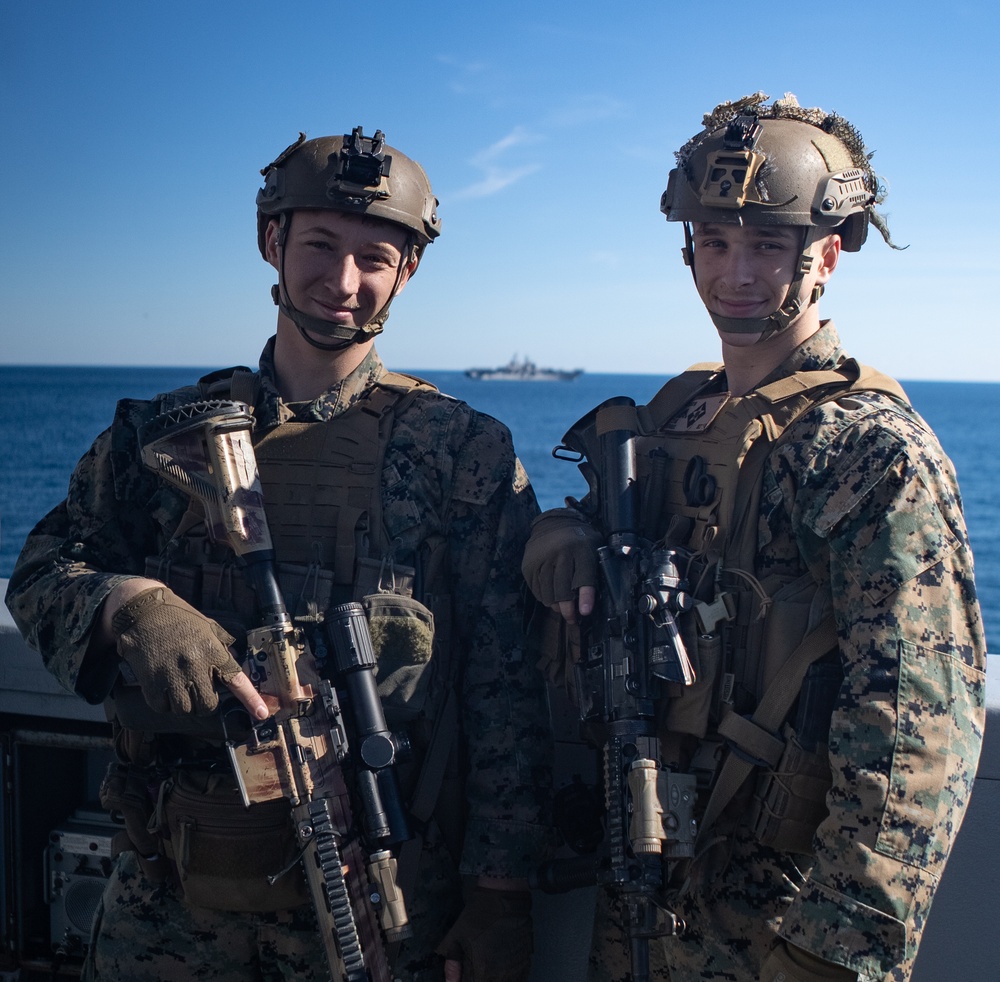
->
(271, 213), (412, 352)
(683, 223), (825, 342)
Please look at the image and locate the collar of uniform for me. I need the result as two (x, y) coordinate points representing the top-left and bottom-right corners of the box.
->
(255, 338), (387, 424)
(756, 320), (848, 390)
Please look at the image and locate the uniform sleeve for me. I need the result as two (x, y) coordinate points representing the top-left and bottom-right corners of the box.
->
(775, 398), (987, 979)
(443, 409), (555, 878)
(4, 402), (164, 699)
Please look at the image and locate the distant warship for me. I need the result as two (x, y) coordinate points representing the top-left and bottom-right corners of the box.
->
(465, 355), (582, 381)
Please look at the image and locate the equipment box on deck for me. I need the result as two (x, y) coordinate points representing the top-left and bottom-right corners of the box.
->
(1, 592), (115, 979)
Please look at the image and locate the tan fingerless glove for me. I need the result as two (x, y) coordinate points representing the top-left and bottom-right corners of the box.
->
(111, 585), (241, 715)
(521, 508), (602, 607)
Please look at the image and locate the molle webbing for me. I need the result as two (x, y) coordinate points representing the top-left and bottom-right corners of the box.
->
(696, 617), (839, 846)
(635, 359), (907, 847)
(636, 359), (906, 556)
(254, 412), (382, 582)
(252, 373), (435, 584)
(726, 361), (906, 572)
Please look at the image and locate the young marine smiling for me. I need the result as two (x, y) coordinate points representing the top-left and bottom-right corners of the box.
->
(7, 127), (554, 982)
(522, 93), (985, 982)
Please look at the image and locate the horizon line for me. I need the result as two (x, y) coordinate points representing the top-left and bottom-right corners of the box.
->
(2, 362), (1000, 386)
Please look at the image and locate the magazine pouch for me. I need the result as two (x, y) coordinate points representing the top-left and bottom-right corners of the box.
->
(159, 770), (308, 912)
(751, 724), (832, 855)
(98, 761), (171, 883)
(659, 595), (730, 739)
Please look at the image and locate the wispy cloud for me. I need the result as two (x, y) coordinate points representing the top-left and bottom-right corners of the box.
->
(471, 128), (540, 163)
(453, 127), (543, 200)
(437, 54), (493, 95)
(544, 94), (630, 128)
(454, 165), (542, 200)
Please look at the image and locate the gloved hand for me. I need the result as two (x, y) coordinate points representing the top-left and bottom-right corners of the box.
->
(436, 883), (533, 982)
(111, 585), (241, 715)
(760, 940), (858, 982)
(521, 508), (602, 608)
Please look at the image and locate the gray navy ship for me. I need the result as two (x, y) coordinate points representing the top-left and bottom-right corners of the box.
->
(465, 354), (582, 381)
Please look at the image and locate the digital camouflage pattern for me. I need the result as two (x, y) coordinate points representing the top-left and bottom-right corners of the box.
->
(85, 831), (465, 981)
(584, 323), (985, 982)
(5, 340), (554, 981)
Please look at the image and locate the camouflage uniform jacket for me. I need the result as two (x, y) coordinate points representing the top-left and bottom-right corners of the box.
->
(713, 322), (985, 978)
(5, 340), (553, 880)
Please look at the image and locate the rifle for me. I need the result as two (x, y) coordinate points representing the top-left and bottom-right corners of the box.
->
(139, 398), (410, 982)
(536, 396), (698, 982)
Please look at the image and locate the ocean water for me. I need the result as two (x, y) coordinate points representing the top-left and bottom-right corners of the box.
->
(1, 365), (997, 649)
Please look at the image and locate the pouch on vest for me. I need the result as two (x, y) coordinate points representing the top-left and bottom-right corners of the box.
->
(751, 724), (833, 854)
(364, 592), (436, 725)
(159, 770), (308, 912)
(660, 586), (735, 739)
(755, 572), (833, 696)
(98, 761), (170, 883)
(750, 642), (841, 853)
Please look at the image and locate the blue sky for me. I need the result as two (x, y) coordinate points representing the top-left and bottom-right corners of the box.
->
(3, 0), (998, 380)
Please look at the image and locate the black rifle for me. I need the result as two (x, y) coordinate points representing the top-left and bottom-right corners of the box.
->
(534, 396), (698, 982)
(140, 399), (410, 982)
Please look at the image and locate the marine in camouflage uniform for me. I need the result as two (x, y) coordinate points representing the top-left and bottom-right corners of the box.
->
(6, 129), (553, 981)
(522, 95), (985, 982)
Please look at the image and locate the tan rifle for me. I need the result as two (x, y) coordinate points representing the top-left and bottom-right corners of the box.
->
(140, 398), (409, 982)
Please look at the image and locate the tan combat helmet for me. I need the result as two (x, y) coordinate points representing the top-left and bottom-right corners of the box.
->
(661, 93), (899, 338)
(257, 128), (441, 349)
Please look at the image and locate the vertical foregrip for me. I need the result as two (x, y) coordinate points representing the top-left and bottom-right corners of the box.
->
(628, 913), (651, 982)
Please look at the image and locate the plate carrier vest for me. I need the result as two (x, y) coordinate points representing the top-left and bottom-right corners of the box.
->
(576, 358), (907, 857)
(103, 366), (463, 913)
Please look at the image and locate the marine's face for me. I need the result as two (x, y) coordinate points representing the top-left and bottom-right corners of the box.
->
(689, 222), (840, 346)
(689, 222), (805, 324)
(265, 209), (413, 332)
